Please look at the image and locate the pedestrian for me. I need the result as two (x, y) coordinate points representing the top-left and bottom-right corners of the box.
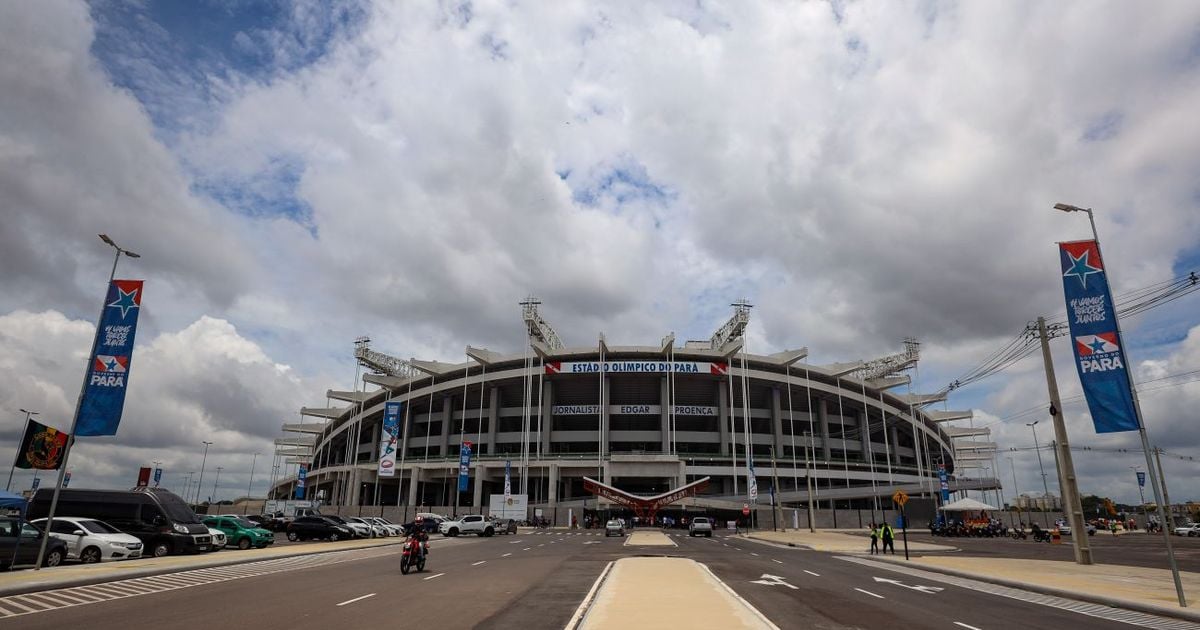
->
(869, 523), (880, 555)
(572, 514), (578, 529)
(882, 521), (896, 554)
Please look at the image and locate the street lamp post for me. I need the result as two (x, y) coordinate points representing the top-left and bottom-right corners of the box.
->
(1055, 202), (1185, 605)
(212, 466), (223, 506)
(6, 409), (39, 492)
(196, 441), (213, 505)
(35, 235), (140, 570)
(247, 452), (260, 507)
(1026, 421), (1050, 527)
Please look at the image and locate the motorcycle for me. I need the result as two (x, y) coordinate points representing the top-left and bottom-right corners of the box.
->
(1031, 529), (1052, 543)
(400, 537), (427, 574)
(1010, 529), (1027, 540)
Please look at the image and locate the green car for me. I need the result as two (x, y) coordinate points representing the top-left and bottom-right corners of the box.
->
(203, 515), (276, 550)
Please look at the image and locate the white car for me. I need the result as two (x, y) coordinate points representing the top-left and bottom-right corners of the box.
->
(33, 517), (143, 563)
(346, 517), (387, 538)
(365, 517), (403, 536)
(439, 514), (496, 537)
(1173, 523), (1199, 537)
(323, 515), (371, 538)
(207, 527), (227, 550)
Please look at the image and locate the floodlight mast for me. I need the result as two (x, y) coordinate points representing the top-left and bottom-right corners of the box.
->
(709, 299), (753, 349)
(520, 296), (564, 351)
(353, 337), (422, 379)
(852, 338), (921, 381)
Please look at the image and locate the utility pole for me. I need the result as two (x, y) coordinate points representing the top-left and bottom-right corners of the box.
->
(1008, 457), (1022, 529)
(1153, 448), (1174, 528)
(804, 431), (816, 533)
(769, 446), (782, 532)
(1036, 316), (1092, 565)
(1026, 420), (1051, 527)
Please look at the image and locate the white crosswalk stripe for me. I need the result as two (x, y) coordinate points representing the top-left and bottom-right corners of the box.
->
(0, 545), (398, 619)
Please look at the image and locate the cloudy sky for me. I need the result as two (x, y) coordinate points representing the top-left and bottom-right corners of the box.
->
(2, 0), (1198, 506)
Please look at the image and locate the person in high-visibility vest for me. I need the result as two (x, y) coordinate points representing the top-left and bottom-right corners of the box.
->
(881, 522), (896, 554)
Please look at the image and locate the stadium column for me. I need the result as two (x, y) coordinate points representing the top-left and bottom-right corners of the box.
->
(890, 424), (901, 467)
(487, 387), (500, 454)
(408, 466), (421, 506)
(473, 465), (484, 508)
(660, 377), (671, 453)
(549, 463), (559, 507)
(818, 398), (832, 460)
(717, 382), (730, 455)
(771, 387), (785, 459)
(601, 375), (611, 462)
(858, 408), (870, 461)
(441, 395), (453, 455)
(540, 381), (554, 453)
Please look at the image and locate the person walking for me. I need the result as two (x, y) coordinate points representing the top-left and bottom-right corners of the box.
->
(881, 521), (896, 554)
(869, 523), (880, 555)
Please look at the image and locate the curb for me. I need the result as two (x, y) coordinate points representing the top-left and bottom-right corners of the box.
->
(869, 556), (1200, 625)
(0, 539), (402, 597)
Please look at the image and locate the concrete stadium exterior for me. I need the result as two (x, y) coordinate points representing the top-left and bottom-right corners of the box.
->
(269, 326), (1001, 518)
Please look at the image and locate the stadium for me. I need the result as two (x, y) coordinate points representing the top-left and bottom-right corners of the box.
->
(269, 301), (1000, 525)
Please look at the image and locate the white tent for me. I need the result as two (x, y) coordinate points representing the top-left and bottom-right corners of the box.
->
(938, 497), (998, 511)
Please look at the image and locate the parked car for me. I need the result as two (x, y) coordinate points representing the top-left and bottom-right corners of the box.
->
(403, 515), (445, 534)
(204, 515), (276, 550)
(491, 518), (518, 535)
(321, 515), (369, 538)
(345, 516), (386, 538)
(29, 488), (211, 557)
(1173, 523), (1200, 537)
(244, 514), (272, 529)
(0, 517), (68, 569)
(286, 516), (353, 542)
(439, 514), (495, 537)
(32, 516), (143, 563)
(364, 517), (403, 536)
(605, 519), (625, 537)
(688, 516), (714, 538)
(206, 526), (227, 551)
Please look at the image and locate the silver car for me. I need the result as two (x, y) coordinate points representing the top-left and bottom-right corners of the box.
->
(688, 516), (714, 538)
(605, 519), (625, 537)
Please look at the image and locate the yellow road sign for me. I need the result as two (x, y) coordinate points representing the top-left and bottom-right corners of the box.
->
(892, 490), (909, 507)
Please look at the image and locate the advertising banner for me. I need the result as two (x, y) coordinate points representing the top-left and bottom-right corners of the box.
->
(504, 460), (512, 503)
(1059, 240), (1139, 433)
(295, 464), (308, 499)
(378, 401), (402, 477)
(747, 460), (758, 502)
(153, 467), (162, 487)
(458, 441), (472, 492)
(938, 464), (950, 502)
(545, 361), (728, 375)
(14, 419), (69, 470)
(551, 404), (720, 416)
(31, 476), (40, 491)
(1137, 471), (1146, 487)
(136, 466), (151, 487)
(63, 471), (72, 488)
(77, 279), (144, 436)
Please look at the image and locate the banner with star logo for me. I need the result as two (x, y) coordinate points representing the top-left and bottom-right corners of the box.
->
(1059, 240), (1138, 433)
(76, 279), (144, 436)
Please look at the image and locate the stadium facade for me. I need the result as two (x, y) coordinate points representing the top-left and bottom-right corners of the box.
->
(269, 302), (1000, 515)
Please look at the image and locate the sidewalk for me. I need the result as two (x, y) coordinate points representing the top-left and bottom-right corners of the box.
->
(745, 529), (956, 553)
(877, 555), (1200, 623)
(0, 537), (400, 597)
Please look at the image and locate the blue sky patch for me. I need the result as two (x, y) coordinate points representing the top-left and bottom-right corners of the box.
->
(1082, 110), (1123, 142)
(569, 158), (674, 209)
(191, 155), (315, 232)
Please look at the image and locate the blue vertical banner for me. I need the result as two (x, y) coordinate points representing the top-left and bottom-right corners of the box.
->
(295, 464), (308, 499)
(31, 476), (41, 491)
(938, 464), (949, 501)
(458, 441), (473, 492)
(378, 402), (402, 477)
(1137, 471), (1146, 487)
(153, 467), (162, 487)
(1059, 240), (1140, 433)
(77, 279), (144, 436)
(63, 471), (72, 488)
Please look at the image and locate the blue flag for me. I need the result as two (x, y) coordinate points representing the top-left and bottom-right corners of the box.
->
(1136, 471), (1146, 487)
(77, 279), (144, 436)
(1059, 241), (1139, 433)
(938, 464), (949, 501)
(153, 467), (162, 487)
(458, 442), (472, 492)
(295, 464), (307, 499)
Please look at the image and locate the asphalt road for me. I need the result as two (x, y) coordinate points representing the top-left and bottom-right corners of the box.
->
(901, 529), (1200, 572)
(1, 530), (1195, 630)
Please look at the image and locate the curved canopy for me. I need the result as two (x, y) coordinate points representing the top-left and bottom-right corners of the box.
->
(0, 490), (27, 514)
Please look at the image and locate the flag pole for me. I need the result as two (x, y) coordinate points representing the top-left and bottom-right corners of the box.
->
(35, 241), (128, 569)
(6, 416), (31, 493)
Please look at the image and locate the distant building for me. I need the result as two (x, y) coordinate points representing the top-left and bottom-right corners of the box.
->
(1014, 492), (1060, 511)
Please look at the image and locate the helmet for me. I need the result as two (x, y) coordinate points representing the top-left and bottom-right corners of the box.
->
(415, 516), (424, 523)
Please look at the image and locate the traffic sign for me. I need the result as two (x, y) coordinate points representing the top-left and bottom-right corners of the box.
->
(892, 490), (909, 507)
(742, 504), (751, 516)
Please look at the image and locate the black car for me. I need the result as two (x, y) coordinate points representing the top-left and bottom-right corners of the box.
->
(286, 516), (353, 542)
(0, 517), (68, 569)
(29, 487), (212, 557)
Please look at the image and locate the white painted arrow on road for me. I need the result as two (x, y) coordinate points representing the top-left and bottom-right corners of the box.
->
(750, 574), (798, 589)
(873, 577), (944, 594)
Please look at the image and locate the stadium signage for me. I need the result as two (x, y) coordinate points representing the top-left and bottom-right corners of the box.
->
(546, 361), (727, 375)
(551, 404), (719, 416)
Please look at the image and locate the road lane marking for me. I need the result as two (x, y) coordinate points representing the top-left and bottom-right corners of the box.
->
(524, 547), (532, 551)
(771, 559), (784, 564)
(750, 552), (760, 557)
(732, 547), (742, 551)
(472, 561), (487, 566)
(539, 544), (545, 547)
(954, 623), (982, 630)
(502, 552), (513, 557)
(749, 574), (797, 589)
(855, 588), (885, 599)
(336, 593), (376, 607)
(510, 540), (524, 544)
(698, 563), (783, 630)
(423, 573), (445, 581)
(873, 576), (943, 593)
(804, 570), (821, 577)
(564, 560), (615, 630)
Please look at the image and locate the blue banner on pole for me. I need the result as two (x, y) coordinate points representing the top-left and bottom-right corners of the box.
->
(63, 471), (72, 488)
(77, 279), (144, 436)
(504, 460), (511, 502)
(378, 402), (402, 477)
(153, 467), (162, 487)
(1059, 241), (1140, 433)
(1137, 471), (1146, 487)
(458, 442), (472, 492)
(31, 476), (41, 491)
(938, 464), (949, 501)
(295, 464), (307, 499)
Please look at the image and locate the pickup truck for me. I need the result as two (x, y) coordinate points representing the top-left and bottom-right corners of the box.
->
(439, 514), (497, 537)
(688, 516), (714, 537)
